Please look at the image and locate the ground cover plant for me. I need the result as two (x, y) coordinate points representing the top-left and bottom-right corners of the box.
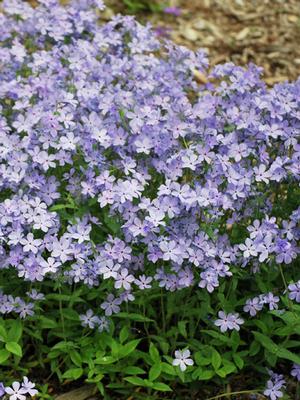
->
(0, 0), (299, 399)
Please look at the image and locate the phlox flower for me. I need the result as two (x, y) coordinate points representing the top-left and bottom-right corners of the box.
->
(172, 349), (194, 371)
(214, 311), (244, 332)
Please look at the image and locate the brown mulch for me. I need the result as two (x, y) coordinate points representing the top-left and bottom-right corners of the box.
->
(105, 0), (300, 84)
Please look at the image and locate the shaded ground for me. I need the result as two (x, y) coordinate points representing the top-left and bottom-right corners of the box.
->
(105, 0), (300, 84)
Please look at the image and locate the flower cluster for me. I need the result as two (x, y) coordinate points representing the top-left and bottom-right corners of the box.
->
(0, 377), (37, 400)
(263, 370), (286, 400)
(0, 0), (299, 313)
(214, 311), (244, 332)
(243, 292), (280, 316)
(79, 309), (109, 332)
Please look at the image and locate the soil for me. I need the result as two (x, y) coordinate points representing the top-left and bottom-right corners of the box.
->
(105, 0), (300, 84)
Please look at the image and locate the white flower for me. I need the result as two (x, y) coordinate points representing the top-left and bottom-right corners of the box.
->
(172, 349), (194, 371)
(5, 382), (27, 400)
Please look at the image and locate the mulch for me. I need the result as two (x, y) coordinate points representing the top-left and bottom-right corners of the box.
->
(105, 0), (300, 84)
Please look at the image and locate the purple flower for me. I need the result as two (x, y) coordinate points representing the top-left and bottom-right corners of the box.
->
(288, 281), (300, 303)
(291, 363), (300, 381)
(5, 381), (28, 400)
(21, 377), (38, 397)
(114, 268), (135, 290)
(239, 238), (258, 258)
(154, 26), (172, 38)
(159, 240), (182, 263)
(0, 383), (5, 397)
(264, 381), (284, 400)
(264, 371), (285, 400)
(101, 294), (121, 316)
(79, 309), (100, 329)
(135, 275), (153, 290)
(214, 311), (244, 332)
(164, 6), (181, 16)
(243, 297), (263, 316)
(20, 233), (43, 254)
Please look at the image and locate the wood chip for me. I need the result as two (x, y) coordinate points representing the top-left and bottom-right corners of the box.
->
(181, 27), (199, 41)
(55, 385), (97, 400)
(235, 27), (250, 40)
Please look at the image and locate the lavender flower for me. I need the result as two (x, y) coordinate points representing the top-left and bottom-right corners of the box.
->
(291, 363), (300, 381)
(288, 281), (300, 303)
(243, 297), (263, 316)
(264, 371), (285, 400)
(163, 6), (181, 16)
(79, 309), (100, 329)
(5, 382), (28, 400)
(214, 311), (244, 332)
(0, 383), (5, 397)
(101, 294), (122, 316)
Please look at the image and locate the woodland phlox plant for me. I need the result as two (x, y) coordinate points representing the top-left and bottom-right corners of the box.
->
(0, 0), (299, 398)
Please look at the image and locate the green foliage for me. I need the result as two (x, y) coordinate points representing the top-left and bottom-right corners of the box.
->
(1, 263), (300, 399)
(122, 0), (163, 14)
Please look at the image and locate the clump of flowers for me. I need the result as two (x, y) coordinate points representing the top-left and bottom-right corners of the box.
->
(0, 0), (299, 397)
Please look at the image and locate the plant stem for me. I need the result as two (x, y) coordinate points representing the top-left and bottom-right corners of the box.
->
(160, 289), (166, 333)
(205, 389), (261, 400)
(58, 285), (66, 342)
(279, 264), (288, 291)
(279, 264), (295, 312)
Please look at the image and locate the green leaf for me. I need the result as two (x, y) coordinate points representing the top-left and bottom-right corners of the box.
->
(149, 343), (160, 363)
(231, 330), (240, 352)
(196, 368), (215, 380)
(103, 213), (121, 234)
(113, 313), (154, 323)
(118, 339), (140, 358)
(122, 366), (145, 375)
(277, 347), (300, 365)
(94, 356), (116, 365)
(0, 349), (10, 363)
(211, 349), (222, 370)
(46, 293), (84, 303)
(51, 341), (76, 352)
(194, 351), (211, 366)
(152, 382), (172, 392)
(233, 353), (244, 369)
(216, 360), (236, 377)
(49, 203), (76, 211)
(61, 309), (79, 321)
(252, 332), (279, 354)
(0, 324), (7, 342)
(62, 368), (83, 380)
(39, 317), (57, 329)
(7, 320), (22, 343)
(70, 350), (82, 367)
(119, 326), (129, 344)
(201, 330), (232, 345)
(149, 363), (162, 381)
(178, 321), (187, 338)
(161, 362), (177, 375)
(249, 340), (260, 356)
(124, 376), (148, 387)
(5, 342), (22, 357)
